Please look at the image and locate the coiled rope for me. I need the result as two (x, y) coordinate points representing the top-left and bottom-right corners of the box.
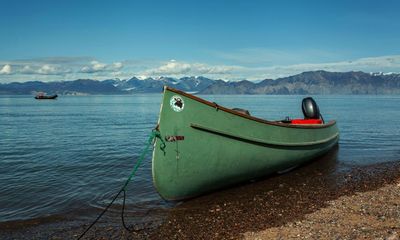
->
(78, 129), (165, 239)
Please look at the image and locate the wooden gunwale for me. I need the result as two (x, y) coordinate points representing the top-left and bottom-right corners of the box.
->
(165, 86), (336, 129)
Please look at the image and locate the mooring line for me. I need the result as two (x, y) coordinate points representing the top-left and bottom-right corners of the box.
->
(77, 129), (165, 240)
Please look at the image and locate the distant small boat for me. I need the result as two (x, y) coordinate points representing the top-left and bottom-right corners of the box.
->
(152, 86), (339, 200)
(35, 93), (58, 100)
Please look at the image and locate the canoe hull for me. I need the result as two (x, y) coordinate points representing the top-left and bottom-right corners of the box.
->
(152, 87), (339, 200)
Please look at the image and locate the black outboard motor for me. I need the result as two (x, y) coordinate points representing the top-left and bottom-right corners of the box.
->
(302, 97), (321, 120)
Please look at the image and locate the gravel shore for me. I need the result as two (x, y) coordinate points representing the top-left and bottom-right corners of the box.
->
(244, 180), (400, 240)
(2, 150), (400, 239)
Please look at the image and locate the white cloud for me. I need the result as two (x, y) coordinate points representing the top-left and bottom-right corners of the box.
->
(0, 58), (128, 82)
(253, 55), (400, 79)
(139, 55), (400, 80)
(192, 63), (242, 74)
(80, 61), (105, 73)
(20, 65), (35, 74)
(157, 60), (191, 74)
(0, 64), (12, 75)
(142, 60), (242, 76)
(79, 61), (123, 73)
(36, 64), (71, 75)
(112, 62), (123, 69)
(1, 55), (400, 82)
(15, 64), (72, 75)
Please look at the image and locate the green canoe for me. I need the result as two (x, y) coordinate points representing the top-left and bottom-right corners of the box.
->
(152, 86), (339, 200)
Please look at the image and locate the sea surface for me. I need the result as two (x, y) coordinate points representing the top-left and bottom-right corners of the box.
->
(0, 94), (400, 224)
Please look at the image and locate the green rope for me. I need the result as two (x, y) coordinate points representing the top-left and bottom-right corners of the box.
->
(154, 130), (166, 155)
(122, 129), (164, 190)
(78, 129), (165, 239)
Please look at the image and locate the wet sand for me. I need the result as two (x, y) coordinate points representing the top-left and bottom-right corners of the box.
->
(2, 147), (400, 239)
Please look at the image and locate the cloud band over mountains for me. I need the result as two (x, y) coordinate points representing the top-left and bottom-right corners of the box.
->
(1, 55), (400, 82)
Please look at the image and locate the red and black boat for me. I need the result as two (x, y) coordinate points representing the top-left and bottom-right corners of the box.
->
(34, 93), (58, 100)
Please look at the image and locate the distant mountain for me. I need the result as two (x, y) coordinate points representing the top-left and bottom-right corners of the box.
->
(201, 80), (256, 94)
(200, 71), (400, 94)
(1, 71), (400, 95)
(174, 76), (215, 92)
(108, 76), (216, 93)
(111, 76), (177, 93)
(0, 79), (122, 95)
(0, 76), (215, 95)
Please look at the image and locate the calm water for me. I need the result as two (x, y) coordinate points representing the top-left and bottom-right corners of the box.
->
(1, 94), (400, 223)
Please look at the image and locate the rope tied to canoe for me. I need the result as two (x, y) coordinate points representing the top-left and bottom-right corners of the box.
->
(78, 128), (165, 239)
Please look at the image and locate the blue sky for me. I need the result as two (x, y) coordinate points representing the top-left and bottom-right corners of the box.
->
(1, 0), (400, 82)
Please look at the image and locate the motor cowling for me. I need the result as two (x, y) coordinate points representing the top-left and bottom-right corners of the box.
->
(302, 97), (320, 119)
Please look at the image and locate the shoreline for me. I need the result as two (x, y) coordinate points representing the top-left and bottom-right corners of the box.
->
(244, 180), (400, 239)
(2, 152), (400, 239)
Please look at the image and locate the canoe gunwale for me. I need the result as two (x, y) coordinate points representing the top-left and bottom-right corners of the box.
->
(191, 123), (339, 147)
(165, 86), (336, 129)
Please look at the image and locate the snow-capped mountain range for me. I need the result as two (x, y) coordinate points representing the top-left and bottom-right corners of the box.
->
(103, 76), (215, 93)
(1, 71), (400, 95)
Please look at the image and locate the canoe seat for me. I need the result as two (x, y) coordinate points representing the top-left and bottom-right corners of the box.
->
(232, 108), (251, 116)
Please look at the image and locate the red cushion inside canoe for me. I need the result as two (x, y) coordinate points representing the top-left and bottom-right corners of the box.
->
(291, 119), (323, 124)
